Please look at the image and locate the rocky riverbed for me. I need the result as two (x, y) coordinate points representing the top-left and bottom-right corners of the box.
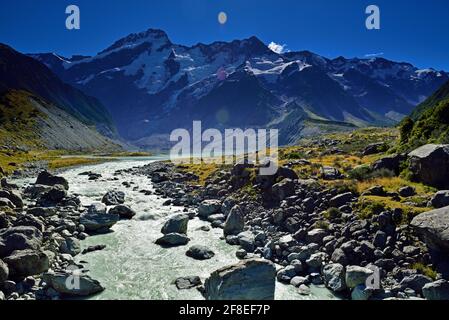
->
(0, 158), (336, 300)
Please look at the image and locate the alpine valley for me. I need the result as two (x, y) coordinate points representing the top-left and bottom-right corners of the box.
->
(29, 28), (448, 148)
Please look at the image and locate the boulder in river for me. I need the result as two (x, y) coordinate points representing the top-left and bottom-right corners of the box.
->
(80, 203), (119, 233)
(161, 214), (189, 235)
(186, 245), (215, 260)
(223, 205), (245, 236)
(322, 263), (347, 292)
(3, 249), (49, 277)
(345, 265), (374, 289)
(174, 276), (202, 290)
(102, 191), (125, 206)
(408, 144), (449, 189)
(203, 259), (276, 300)
(411, 206), (449, 253)
(36, 171), (69, 190)
(43, 271), (104, 297)
(155, 233), (190, 247)
(109, 205), (136, 219)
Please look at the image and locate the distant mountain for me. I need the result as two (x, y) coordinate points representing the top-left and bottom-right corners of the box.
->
(30, 28), (449, 147)
(0, 43), (117, 138)
(399, 80), (449, 150)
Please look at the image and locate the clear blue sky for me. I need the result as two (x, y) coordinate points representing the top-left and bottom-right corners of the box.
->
(1, 0), (448, 70)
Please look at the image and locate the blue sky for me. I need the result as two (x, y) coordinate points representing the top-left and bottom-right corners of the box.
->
(1, 0), (448, 70)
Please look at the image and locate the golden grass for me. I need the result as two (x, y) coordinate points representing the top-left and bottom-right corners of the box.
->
(177, 162), (221, 185)
(356, 177), (435, 195)
(47, 157), (106, 170)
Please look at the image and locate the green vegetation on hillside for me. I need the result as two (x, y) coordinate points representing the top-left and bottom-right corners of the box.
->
(399, 81), (449, 151)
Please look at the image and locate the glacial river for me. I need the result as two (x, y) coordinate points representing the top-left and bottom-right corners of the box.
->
(16, 157), (338, 300)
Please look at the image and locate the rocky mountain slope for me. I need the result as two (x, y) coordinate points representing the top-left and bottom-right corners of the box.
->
(0, 44), (117, 139)
(31, 28), (449, 147)
(0, 90), (121, 152)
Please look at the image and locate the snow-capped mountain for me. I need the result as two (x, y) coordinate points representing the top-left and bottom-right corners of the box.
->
(30, 28), (449, 146)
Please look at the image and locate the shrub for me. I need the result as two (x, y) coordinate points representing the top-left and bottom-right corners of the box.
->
(399, 117), (414, 143)
(412, 263), (438, 280)
(323, 207), (342, 220)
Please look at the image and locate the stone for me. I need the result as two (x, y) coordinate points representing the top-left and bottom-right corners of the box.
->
(101, 191), (125, 206)
(108, 205), (136, 219)
(429, 191), (449, 209)
(410, 144), (449, 189)
(322, 263), (346, 292)
(161, 214), (189, 235)
(80, 203), (119, 233)
(290, 276), (308, 287)
(277, 265), (297, 283)
(321, 166), (342, 180)
(155, 233), (190, 247)
(186, 245), (215, 260)
(0, 258), (8, 285)
(3, 249), (49, 277)
(204, 259), (276, 300)
(175, 276), (202, 290)
(351, 285), (372, 300)
(306, 229), (327, 244)
(362, 143), (386, 156)
(422, 280), (449, 300)
(238, 231), (255, 252)
(306, 252), (325, 269)
(345, 265), (374, 289)
(298, 284), (311, 295)
(400, 274), (432, 293)
(0, 226), (43, 257)
(331, 248), (348, 266)
(0, 190), (23, 208)
(223, 205), (245, 236)
(43, 271), (104, 296)
(411, 206), (449, 253)
(271, 178), (295, 201)
(373, 231), (388, 249)
(36, 171), (69, 190)
(40, 185), (67, 203)
(398, 186), (416, 198)
(329, 192), (354, 208)
(372, 154), (406, 175)
(60, 237), (81, 256)
(198, 200), (222, 218)
(0, 198), (14, 209)
(27, 207), (56, 217)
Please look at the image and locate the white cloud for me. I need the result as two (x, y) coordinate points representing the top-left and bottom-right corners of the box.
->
(364, 52), (384, 58)
(268, 42), (288, 54)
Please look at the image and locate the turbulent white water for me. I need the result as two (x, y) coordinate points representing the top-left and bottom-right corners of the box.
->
(17, 157), (338, 300)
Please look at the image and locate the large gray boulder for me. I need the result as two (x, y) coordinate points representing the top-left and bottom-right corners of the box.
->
(271, 178), (295, 201)
(411, 206), (449, 253)
(429, 191), (449, 209)
(80, 203), (119, 233)
(400, 274), (432, 293)
(223, 205), (245, 236)
(161, 214), (189, 235)
(204, 259), (276, 300)
(372, 154), (406, 175)
(186, 245), (215, 260)
(423, 279), (449, 300)
(43, 271), (104, 297)
(109, 205), (136, 219)
(155, 233), (190, 247)
(36, 171), (69, 190)
(60, 237), (81, 256)
(345, 265), (374, 289)
(3, 249), (49, 277)
(408, 144), (449, 189)
(0, 190), (23, 208)
(198, 200), (222, 218)
(322, 263), (347, 292)
(102, 191), (125, 206)
(0, 226), (43, 257)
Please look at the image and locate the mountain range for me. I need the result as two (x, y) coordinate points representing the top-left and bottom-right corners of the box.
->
(20, 28), (449, 148)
